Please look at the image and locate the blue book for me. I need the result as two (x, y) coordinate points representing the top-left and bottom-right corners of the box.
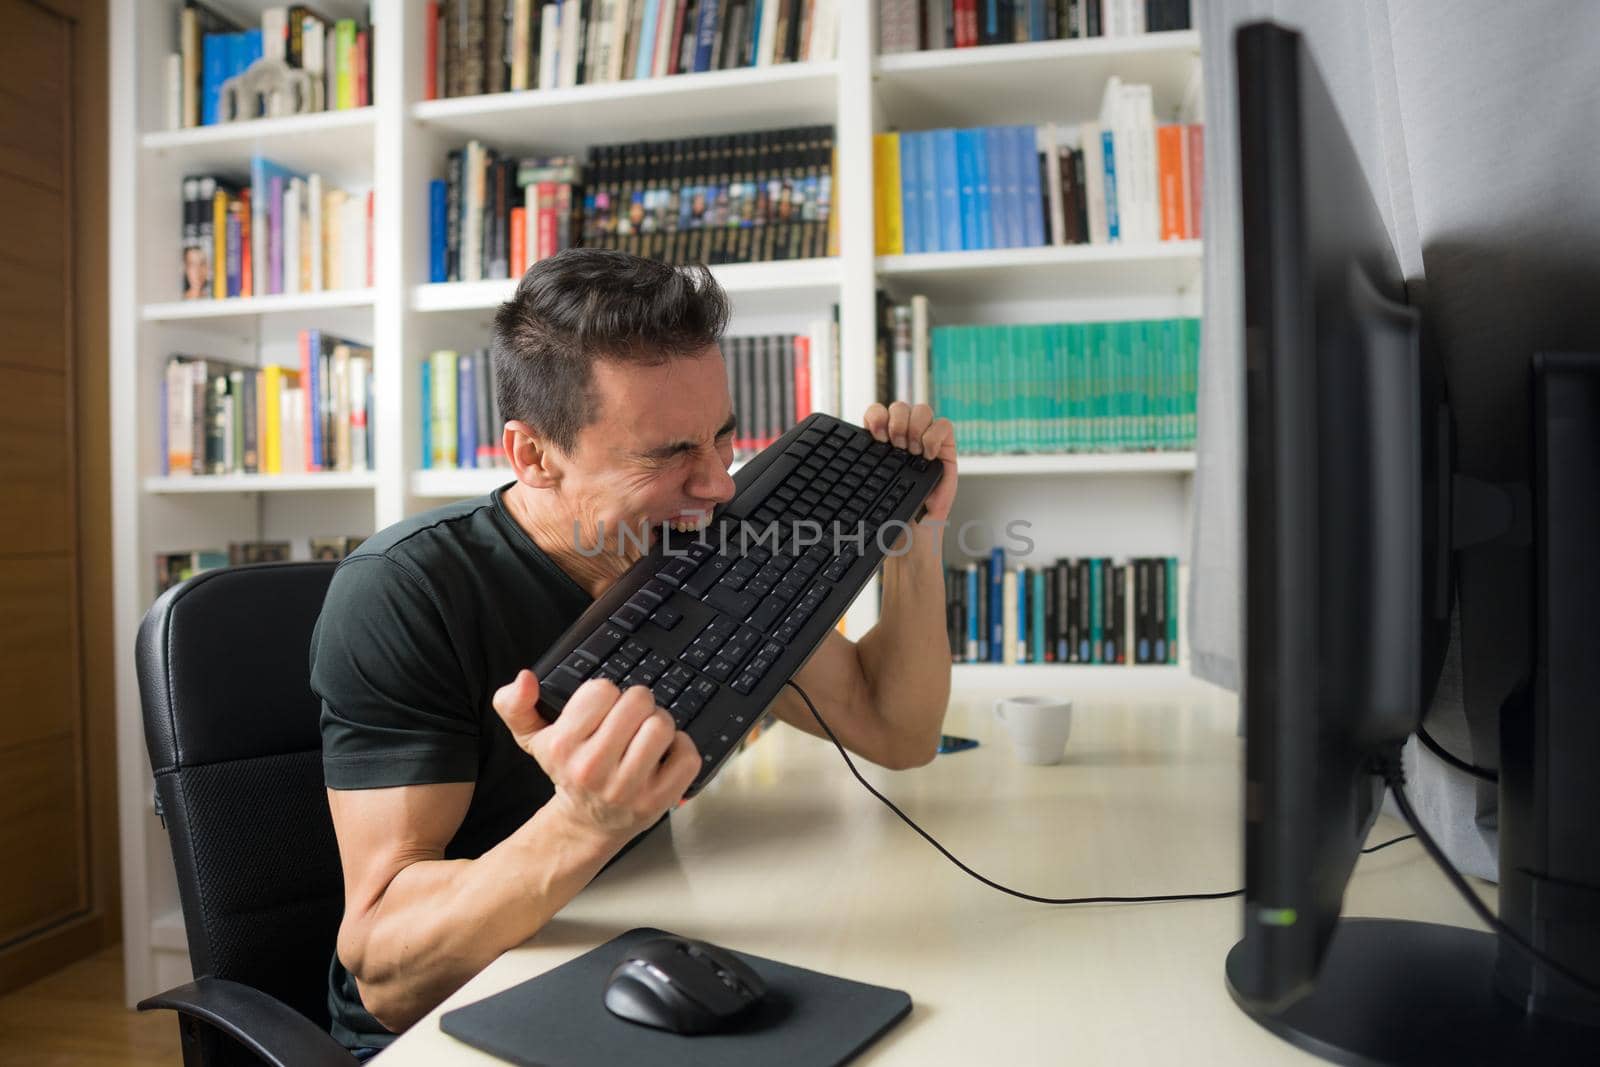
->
(934, 129), (961, 253)
(1016, 567), (1028, 663)
(201, 33), (227, 125)
(693, 0), (722, 73)
(428, 180), (447, 283)
(458, 354), (477, 469)
(955, 129), (980, 251)
(1089, 559), (1103, 663)
(635, 0), (662, 81)
(1101, 130), (1120, 242)
(1017, 126), (1046, 247)
(985, 0), (1001, 41)
(899, 132), (923, 255)
(420, 360), (432, 469)
(984, 128), (1011, 249)
(973, 128), (994, 250)
(303, 330), (323, 470)
(918, 130), (940, 255)
(747, 0), (764, 65)
(238, 28), (262, 78)
(1029, 0), (1049, 41)
(965, 565), (979, 662)
(988, 547), (1005, 663)
(1033, 568), (1048, 664)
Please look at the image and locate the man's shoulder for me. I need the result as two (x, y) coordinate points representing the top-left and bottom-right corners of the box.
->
(348, 494), (499, 566)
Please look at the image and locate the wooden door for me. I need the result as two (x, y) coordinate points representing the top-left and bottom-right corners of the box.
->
(0, 0), (113, 994)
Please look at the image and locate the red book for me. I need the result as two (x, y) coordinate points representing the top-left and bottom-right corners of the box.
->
(666, 0), (690, 75)
(510, 206), (527, 276)
(365, 190), (374, 286)
(792, 335), (812, 420)
(239, 187), (253, 297)
(298, 329), (319, 472)
(536, 182), (558, 261)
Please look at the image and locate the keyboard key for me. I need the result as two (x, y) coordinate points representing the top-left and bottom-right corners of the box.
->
(705, 656), (738, 682)
(609, 603), (650, 632)
(669, 694), (703, 728)
(683, 556), (731, 598)
(637, 653), (671, 684)
(541, 666), (587, 702)
(731, 670), (762, 695)
(705, 584), (758, 620)
(577, 625), (627, 663)
(685, 541), (716, 562)
(664, 664), (696, 689)
(657, 557), (696, 585)
(652, 681), (682, 706)
(681, 642), (715, 669)
(726, 453), (801, 519)
(911, 455), (931, 472)
(649, 604), (683, 630)
(689, 677), (718, 701)
(747, 598), (786, 632)
(560, 652), (597, 677)
(774, 621), (800, 642)
(621, 639), (649, 662)
(744, 578), (775, 599)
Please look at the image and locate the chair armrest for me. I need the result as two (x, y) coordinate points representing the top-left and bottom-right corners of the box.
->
(138, 976), (358, 1067)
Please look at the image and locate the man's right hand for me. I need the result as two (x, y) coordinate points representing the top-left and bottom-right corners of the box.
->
(491, 671), (702, 841)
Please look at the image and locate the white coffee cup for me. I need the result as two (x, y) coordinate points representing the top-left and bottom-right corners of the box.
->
(993, 695), (1074, 765)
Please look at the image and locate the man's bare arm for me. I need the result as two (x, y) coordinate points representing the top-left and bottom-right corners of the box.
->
(328, 675), (700, 1033)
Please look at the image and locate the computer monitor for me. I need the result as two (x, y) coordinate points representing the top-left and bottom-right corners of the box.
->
(1225, 21), (1598, 1065)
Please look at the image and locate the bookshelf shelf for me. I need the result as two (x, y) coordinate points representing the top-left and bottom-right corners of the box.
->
(413, 62), (840, 154)
(951, 663), (1194, 690)
(877, 241), (1201, 303)
(413, 458), (752, 499)
(139, 107), (377, 176)
(142, 472), (380, 494)
(874, 31), (1201, 127)
(142, 287), (378, 322)
(959, 452), (1196, 476)
(413, 258), (843, 313)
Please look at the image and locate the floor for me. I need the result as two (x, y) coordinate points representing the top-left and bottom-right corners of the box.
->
(0, 945), (180, 1066)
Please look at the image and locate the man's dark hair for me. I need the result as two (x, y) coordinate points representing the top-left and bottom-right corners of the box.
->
(491, 248), (730, 454)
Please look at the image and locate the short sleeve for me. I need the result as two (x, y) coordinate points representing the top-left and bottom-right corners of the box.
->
(313, 555), (480, 789)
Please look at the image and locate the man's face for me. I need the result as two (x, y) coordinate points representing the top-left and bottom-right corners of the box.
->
(556, 346), (737, 558)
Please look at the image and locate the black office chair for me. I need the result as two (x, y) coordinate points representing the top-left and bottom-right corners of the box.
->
(135, 561), (356, 1067)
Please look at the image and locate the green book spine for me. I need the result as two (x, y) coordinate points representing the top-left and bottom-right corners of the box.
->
(1184, 316), (1200, 447)
(1032, 567), (1046, 662)
(1089, 557), (1103, 662)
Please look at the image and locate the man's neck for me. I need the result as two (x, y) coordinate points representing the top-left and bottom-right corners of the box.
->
(501, 481), (641, 600)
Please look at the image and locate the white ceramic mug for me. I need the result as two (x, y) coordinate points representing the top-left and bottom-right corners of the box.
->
(993, 695), (1074, 765)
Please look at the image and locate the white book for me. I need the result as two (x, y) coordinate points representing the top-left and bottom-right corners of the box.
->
(166, 359), (193, 476)
(609, 0), (633, 82)
(462, 141), (483, 282)
(282, 179), (302, 296)
(539, 1), (561, 89)
(1002, 570), (1018, 665)
(756, 0), (781, 65)
(910, 295), (930, 406)
(331, 345), (350, 471)
(812, 0), (839, 61)
(302, 15), (326, 76)
(511, 0), (532, 90)
(323, 188), (346, 290)
(281, 387), (304, 474)
(1123, 82), (1158, 244)
(348, 355), (369, 471)
(164, 54), (183, 130)
(262, 7), (288, 61)
(308, 173), (324, 292)
(340, 193), (366, 290)
(1100, 76), (1135, 245)
(559, 0), (582, 88)
(1041, 124), (1066, 246)
(807, 318), (834, 417)
(1079, 120), (1108, 245)
(587, 0), (611, 83)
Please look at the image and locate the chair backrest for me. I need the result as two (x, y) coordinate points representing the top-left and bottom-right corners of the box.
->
(137, 561), (343, 1031)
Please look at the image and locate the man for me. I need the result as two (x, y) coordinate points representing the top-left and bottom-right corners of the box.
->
(312, 249), (959, 1055)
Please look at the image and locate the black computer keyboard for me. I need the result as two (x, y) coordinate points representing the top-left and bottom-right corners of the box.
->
(532, 412), (944, 796)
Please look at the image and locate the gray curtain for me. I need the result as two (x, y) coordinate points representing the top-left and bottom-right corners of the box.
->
(1188, 0), (1600, 881)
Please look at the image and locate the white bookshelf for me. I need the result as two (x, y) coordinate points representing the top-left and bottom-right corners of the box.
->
(109, 1), (1203, 1006)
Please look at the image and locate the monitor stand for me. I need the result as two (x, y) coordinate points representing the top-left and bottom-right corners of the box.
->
(1225, 918), (1596, 1064)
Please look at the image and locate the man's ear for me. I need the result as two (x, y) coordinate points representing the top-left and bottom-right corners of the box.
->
(506, 421), (562, 489)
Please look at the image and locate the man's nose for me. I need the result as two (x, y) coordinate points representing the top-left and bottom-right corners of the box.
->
(690, 452), (737, 503)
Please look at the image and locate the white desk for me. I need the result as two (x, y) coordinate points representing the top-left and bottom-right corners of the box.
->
(377, 683), (1494, 1065)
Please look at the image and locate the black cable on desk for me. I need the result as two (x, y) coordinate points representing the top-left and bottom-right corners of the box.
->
(784, 680), (1244, 906)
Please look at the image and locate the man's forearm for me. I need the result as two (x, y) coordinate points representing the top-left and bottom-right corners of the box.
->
(346, 803), (622, 1031)
(858, 520), (952, 765)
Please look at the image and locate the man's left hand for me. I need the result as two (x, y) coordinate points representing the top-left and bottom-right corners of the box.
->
(862, 401), (958, 524)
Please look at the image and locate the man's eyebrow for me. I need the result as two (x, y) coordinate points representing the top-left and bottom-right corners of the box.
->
(639, 413), (738, 459)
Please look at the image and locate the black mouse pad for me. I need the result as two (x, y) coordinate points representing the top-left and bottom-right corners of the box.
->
(438, 927), (913, 1067)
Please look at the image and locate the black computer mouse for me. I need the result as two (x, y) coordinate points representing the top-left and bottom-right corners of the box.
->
(602, 935), (768, 1035)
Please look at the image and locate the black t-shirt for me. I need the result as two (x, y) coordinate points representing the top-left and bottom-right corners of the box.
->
(312, 485), (594, 1051)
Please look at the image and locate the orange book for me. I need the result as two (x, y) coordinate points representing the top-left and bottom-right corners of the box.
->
(1186, 124), (1204, 239)
(213, 187), (228, 299)
(239, 188), (253, 296)
(792, 335), (812, 420)
(1156, 125), (1185, 242)
(510, 206), (527, 276)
